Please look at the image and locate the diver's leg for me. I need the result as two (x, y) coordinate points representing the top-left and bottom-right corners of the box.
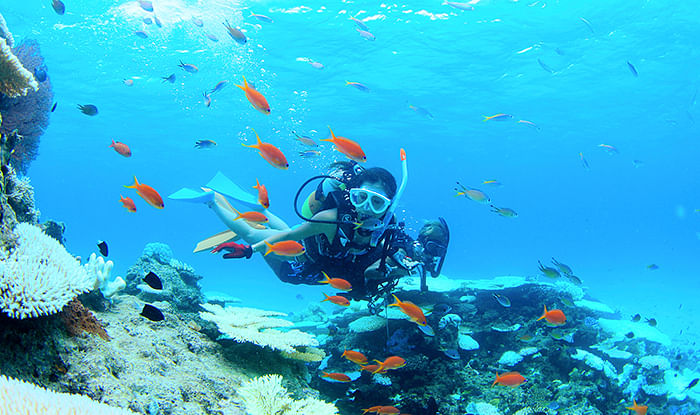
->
(208, 192), (280, 244)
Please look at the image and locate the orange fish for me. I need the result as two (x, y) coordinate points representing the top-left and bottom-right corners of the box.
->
(242, 130), (289, 170)
(320, 127), (366, 163)
(109, 140), (131, 157)
(263, 240), (305, 257)
(372, 356), (406, 373)
(232, 207), (268, 223)
(341, 349), (368, 365)
(626, 399), (648, 415)
(389, 294), (427, 326)
(318, 271), (352, 291)
(321, 371), (351, 382)
(360, 364), (385, 374)
(537, 305), (567, 325)
(362, 407), (383, 415)
(253, 178), (269, 209)
(322, 293), (350, 307)
(377, 407), (400, 415)
(492, 371), (526, 387)
(124, 177), (164, 209)
(119, 195), (136, 212)
(236, 76), (270, 114)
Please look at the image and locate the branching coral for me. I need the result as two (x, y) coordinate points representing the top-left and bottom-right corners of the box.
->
(60, 299), (110, 341)
(0, 38), (53, 174)
(199, 303), (319, 354)
(0, 223), (93, 319)
(0, 375), (135, 414)
(239, 374), (338, 415)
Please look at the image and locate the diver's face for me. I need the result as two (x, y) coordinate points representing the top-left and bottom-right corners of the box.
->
(351, 181), (391, 219)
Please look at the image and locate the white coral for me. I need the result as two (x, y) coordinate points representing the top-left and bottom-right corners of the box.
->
(0, 375), (135, 414)
(83, 252), (125, 298)
(199, 303), (318, 354)
(0, 223), (93, 319)
(239, 375), (338, 415)
(0, 37), (38, 98)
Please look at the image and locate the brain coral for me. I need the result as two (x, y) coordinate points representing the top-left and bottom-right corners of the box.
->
(0, 375), (135, 414)
(0, 223), (93, 319)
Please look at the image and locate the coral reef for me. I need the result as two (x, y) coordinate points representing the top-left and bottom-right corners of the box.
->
(0, 375), (136, 414)
(60, 298), (110, 341)
(239, 374), (338, 415)
(0, 223), (92, 319)
(290, 274), (700, 415)
(0, 33), (53, 174)
(200, 303), (319, 355)
(123, 242), (203, 313)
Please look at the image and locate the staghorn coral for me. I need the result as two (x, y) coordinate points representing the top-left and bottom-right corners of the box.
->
(0, 39), (53, 174)
(0, 223), (93, 319)
(0, 375), (136, 414)
(60, 299), (110, 341)
(199, 303), (319, 354)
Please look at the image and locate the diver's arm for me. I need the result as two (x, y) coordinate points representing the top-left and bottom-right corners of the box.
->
(250, 209), (337, 254)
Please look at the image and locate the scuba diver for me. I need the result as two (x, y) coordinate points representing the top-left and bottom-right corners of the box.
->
(169, 150), (449, 302)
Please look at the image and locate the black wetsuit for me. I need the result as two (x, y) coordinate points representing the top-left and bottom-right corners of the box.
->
(273, 190), (400, 300)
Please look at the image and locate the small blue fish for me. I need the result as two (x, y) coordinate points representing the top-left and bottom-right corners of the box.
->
(443, 1), (474, 11)
(627, 61), (638, 77)
(409, 104), (434, 119)
(50, 102), (57, 112)
(138, 0), (154, 12)
(250, 12), (273, 23)
(493, 293), (512, 307)
(580, 17), (594, 34)
(211, 80), (229, 94)
(194, 139), (217, 149)
(143, 17), (153, 25)
(51, 0), (65, 15)
(579, 152), (590, 170)
(349, 16), (369, 31)
(443, 349), (460, 360)
(162, 74), (176, 83)
(299, 150), (321, 158)
(153, 15), (163, 28)
(538, 58), (555, 74)
(356, 28), (375, 41)
(77, 104), (98, 116)
(346, 81), (369, 92)
(483, 113), (513, 122)
(178, 61), (198, 73)
(134, 30), (148, 39)
(192, 17), (204, 27)
(205, 33), (219, 42)
(203, 92), (211, 107)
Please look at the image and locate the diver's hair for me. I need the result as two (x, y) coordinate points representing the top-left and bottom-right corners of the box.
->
(350, 167), (397, 199)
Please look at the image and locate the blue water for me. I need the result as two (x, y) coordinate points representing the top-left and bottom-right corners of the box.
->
(4, 0), (699, 341)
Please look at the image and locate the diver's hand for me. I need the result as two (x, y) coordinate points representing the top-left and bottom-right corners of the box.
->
(211, 242), (253, 259)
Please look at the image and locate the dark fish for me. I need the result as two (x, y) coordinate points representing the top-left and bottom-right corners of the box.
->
(142, 271), (163, 290)
(140, 304), (164, 321)
(443, 349), (460, 360)
(138, 0), (154, 12)
(223, 20), (246, 44)
(194, 139), (217, 149)
(646, 318), (657, 327)
(433, 303), (452, 314)
(492, 293), (511, 308)
(647, 264), (659, 270)
(51, 0), (65, 15)
(51, 102), (57, 112)
(551, 258), (573, 276)
(627, 61), (638, 77)
(34, 66), (48, 82)
(537, 58), (555, 74)
(134, 30), (148, 39)
(77, 104), (99, 116)
(625, 331), (635, 339)
(632, 313), (641, 322)
(685, 378), (699, 390)
(162, 74), (176, 83)
(96, 240), (108, 257)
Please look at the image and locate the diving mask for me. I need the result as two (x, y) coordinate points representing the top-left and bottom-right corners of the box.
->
(349, 187), (391, 215)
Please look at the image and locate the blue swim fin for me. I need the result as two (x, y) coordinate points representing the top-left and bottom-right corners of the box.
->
(205, 171), (260, 210)
(168, 187), (215, 203)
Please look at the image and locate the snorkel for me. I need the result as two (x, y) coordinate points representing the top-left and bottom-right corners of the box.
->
(369, 148), (407, 247)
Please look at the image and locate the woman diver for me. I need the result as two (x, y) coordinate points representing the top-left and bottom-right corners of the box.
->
(169, 150), (448, 300)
